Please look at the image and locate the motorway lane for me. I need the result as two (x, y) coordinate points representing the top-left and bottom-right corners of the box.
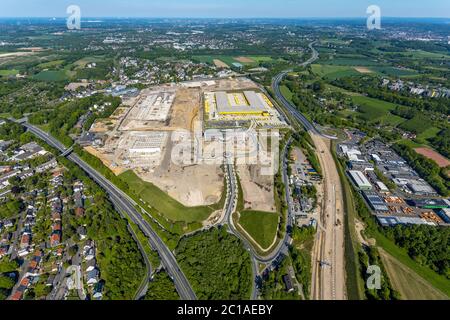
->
(271, 42), (345, 300)
(20, 123), (197, 300)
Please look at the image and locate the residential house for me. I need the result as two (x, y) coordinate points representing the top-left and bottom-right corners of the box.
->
(282, 274), (294, 293)
(86, 268), (99, 286)
(85, 258), (97, 272)
(92, 281), (104, 300)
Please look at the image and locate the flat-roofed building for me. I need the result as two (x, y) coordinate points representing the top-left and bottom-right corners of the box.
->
(348, 170), (372, 191)
(214, 90), (269, 116)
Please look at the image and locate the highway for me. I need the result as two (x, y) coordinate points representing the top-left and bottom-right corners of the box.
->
(271, 41), (346, 300)
(18, 121), (197, 300)
(272, 41), (336, 140)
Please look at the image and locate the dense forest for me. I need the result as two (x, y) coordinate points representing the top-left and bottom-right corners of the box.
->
(383, 225), (450, 278)
(429, 128), (450, 159)
(175, 227), (252, 300)
(0, 260), (19, 300)
(144, 271), (179, 300)
(358, 246), (400, 300)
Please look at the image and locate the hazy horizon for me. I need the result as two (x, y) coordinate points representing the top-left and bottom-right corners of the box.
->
(0, 0), (449, 19)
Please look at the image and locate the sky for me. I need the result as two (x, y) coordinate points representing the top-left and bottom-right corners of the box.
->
(0, 0), (449, 18)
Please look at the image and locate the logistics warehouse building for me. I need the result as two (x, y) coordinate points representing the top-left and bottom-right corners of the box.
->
(348, 170), (373, 191)
(215, 91), (270, 116)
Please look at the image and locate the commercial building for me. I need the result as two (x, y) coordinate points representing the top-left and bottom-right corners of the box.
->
(348, 170), (373, 191)
(377, 216), (435, 227)
(410, 199), (450, 209)
(214, 91), (270, 116)
(363, 192), (389, 212)
(437, 208), (450, 223)
(407, 180), (437, 195)
(375, 181), (390, 193)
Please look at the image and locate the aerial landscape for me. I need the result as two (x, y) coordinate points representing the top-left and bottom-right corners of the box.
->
(0, 0), (448, 307)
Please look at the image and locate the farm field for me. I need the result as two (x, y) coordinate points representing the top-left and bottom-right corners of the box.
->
(246, 56), (274, 63)
(0, 69), (19, 76)
(351, 95), (405, 125)
(374, 233), (450, 297)
(312, 64), (360, 79)
(32, 69), (69, 81)
(73, 56), (106, 68)
(119, 170), (218, 223)
(398, 115), (432, 134)
(36, 59), (65, 69)
(379, 249), (448, 300)
(417, 126), (441, 141)
(414, 147), (450, 168)
(238, 211), (279, 250)
(370, 66), (418, 77)
(194, 55), (273, 67)
(403, 50), (450, 60)
(322, 58), (382, 66)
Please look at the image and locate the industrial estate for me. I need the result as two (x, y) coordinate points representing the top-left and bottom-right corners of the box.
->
(0, 4), (448, 306)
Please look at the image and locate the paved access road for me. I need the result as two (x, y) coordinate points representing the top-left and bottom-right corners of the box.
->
(19, 121), (197, 300)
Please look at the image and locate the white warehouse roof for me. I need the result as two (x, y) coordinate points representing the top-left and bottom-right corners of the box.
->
(349, 170), (372, 189)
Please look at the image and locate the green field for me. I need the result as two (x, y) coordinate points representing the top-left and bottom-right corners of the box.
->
(32, 70), (69, 81)
(398, 115), (432, 134)
(239, 211), (279, 249)
(323, 58), (382, 66)
(379, 249), (448, 300)
(351, 95), (405, 125)
(312, 64), (360, 80)
(404, 50), (450, 60)
(0, 69), (19, 77)
(37, 59), (65, 70)
(193, 55), (272, 67)
(371, 66), (418, 77)
(373, 232), (450, 297)
(280, 85), (294, 102)
(417, 126), (441, 141)
(119, 170), (222, 223)
(246, 56), (274, 63)
(73, 56), (106, 68)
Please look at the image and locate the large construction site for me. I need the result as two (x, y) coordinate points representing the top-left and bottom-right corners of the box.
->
(83, 77), (286, 213)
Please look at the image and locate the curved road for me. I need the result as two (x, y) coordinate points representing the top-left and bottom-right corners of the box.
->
(271, 42), (346, 300)
(19, 121), (197, 300)
(272, 41), (336, 140)
(222, 138), (293, 299)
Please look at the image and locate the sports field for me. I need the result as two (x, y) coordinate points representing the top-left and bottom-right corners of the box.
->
(414, 147), (450, 168)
